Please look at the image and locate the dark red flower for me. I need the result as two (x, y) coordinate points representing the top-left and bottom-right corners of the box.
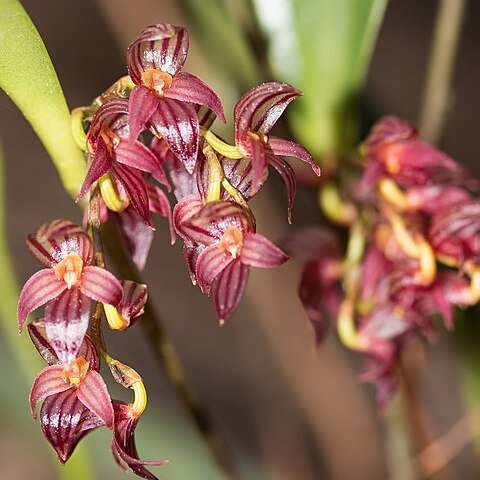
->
(112, 401), (167, 480)
(18, 220), (123, 364)
(78, 99), (169, 227)
(127, 24), (225, 173)
(28, 322), (113, 463)
(234, 82), (320, 220)
(176, 199), (288, 322)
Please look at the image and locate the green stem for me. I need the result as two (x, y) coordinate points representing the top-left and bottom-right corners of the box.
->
(0, 0), (86, 198)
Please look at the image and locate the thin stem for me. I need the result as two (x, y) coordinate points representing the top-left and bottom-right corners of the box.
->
(418, 0), (468, 144)
(101, 221), (238, 480)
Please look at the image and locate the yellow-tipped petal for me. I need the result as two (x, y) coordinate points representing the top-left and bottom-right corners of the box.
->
(103, 303), (129, 331)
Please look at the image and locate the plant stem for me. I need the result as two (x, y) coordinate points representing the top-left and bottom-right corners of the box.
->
(418, 0), (468, 144)
(101, 221), (237, 480)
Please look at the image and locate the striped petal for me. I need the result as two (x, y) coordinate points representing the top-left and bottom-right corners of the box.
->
(243, 135), (267, 194)
(268, 154), (296, 223)
(26, 220), (84, 267)
(167, 72), (225, 122)
(149, 97), (199, 174)
(241, 233), (288, 268)
(212, 260), (249, 324)
(268, 137), (320, 176)
(117, 281), (148, 326)
(76, 370), (114, 430)
(115, 140), (169, 187)
(180, 200), (250, 246)
(18, 269), (67, 333)
(127, 24), (189, 83)
(111, 162), (153, 227)
(234, 82), (301, 139)
(128, 86), (159, 142)
(80, 265), (123, 305)
(112, 401), (167, 479)
(173, 195), (204, 240)
(45, 288), (91, 365)
(30, 365), (70, 418)
(87, 99), (129, 144)
(40, 388), (104, 464)
(195, 243), (234, 294)
(114, 208), (154, 271)
(28, 320), (59, 365)
(77, 136), (112, 200)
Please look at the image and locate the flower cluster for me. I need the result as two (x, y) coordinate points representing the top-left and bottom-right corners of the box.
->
(18, 23), (319, 478)
(18, 220), (163, 478)
(74, 23), (319, 323)
(288, 116), (480, 407)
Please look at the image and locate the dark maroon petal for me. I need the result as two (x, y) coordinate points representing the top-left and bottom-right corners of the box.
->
(41, 388), (104, 464)
(114, 208), (155, 271)
(180, 200), (250, 246)
(127, 24), (189, 83)
(128, 85), (159, 142)
(244, 136), (267, 194)
(149, 97), (199, 174)
(183, 243), (202, 284)
(112, 401), (167, 479)
(221, 156), (265, 201)
(298, 262), (341, 345)
(76, 371), (114, 429)
(148, 185), (175, 244)
(30, 365), (70, 418)
(80, 266), (123, 305)
(241, 233), (288, 268)
(166, 72), (225, 122)
(18, 269), (67, 333)
(267, 154), (296, 223)
(115, 140), (170, 188)
(45, 289), (91, 365)
(268, 137), (320, 176)
(77, 136), (112, 200)
(173, 195), (204, 239)
(111, 162), (153, 227)
(234, 82), (301, 139)
(212, 260), (249, 323)
(28, 320), (59, 365)
(118, 281), (148, 325)
(430, 199), (480, 248)
(26, 220), (84, 267)
(87, 99), (129, 142)
(77, 334), (100, 372)
(195, 243), (234, 294)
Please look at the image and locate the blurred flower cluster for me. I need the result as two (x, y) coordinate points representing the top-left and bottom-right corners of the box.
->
(287, 116), (480, 407)
(17, 23), (319, 478)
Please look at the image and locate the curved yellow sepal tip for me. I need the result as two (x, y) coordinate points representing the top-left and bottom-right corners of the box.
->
(132, 380), (147, 418)
(203, 130), (243, 159)
(99, 174), (128, 212)
(104, 303), (129, 331)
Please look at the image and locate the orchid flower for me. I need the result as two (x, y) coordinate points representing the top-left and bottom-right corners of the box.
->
(18, 219), (123, 364)
(127, 24), (225, 173)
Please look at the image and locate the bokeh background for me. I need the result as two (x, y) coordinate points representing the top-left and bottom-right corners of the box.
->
(1, 1), (480, 479)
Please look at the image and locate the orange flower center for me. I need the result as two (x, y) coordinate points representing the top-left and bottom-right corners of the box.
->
(54, 253), (84, 289)
(247, 129), (268, 145)
(376, 142), (404, 174)
(61, 357), (89, 386)
(219, 226), (244, 259)
(141, 68), (173, 96)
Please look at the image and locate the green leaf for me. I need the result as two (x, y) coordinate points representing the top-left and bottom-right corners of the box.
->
(0, 0), (86, 198)
(251, 0), (388, 159)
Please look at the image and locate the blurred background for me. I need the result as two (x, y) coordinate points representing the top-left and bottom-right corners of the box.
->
(1, 1), (480, 479)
